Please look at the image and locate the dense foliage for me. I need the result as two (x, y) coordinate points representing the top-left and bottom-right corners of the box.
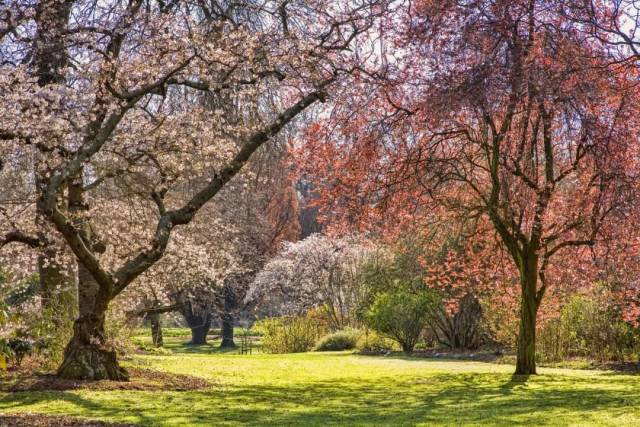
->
(364, 291), (438, 353)
(1, 0), (640, 385)
(255, 316), (321, 354)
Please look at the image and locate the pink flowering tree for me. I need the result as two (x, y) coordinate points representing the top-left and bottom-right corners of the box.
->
(0, 0), (389, 379)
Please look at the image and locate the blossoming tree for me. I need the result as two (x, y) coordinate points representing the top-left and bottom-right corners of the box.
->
(0, 0), (389, 379)
(298, 0), (640, 374)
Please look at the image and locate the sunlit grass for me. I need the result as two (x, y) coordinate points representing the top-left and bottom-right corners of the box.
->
(2, 335), (640, 426)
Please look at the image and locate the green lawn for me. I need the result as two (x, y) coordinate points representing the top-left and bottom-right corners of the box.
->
(2, 336), (640, 426)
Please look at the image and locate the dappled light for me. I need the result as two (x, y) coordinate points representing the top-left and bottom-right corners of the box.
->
(1, 0), (640, 424)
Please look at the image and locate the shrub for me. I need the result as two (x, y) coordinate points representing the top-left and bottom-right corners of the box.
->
(356, 330), (397, 353)
(430, 293), (483, 350)
(7, 337), (33, 366)
(18, 304), (74, 368)
(537, 293), (640, 363)
(363, 290), (438, 353)
(255, 316), (321, 354)
(314, 328), (362, 351)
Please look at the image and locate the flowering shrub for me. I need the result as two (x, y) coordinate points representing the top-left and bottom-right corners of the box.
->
(248, 235), (375, 330)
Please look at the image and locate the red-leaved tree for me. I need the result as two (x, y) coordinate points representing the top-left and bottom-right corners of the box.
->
(298, 0), (640, 374)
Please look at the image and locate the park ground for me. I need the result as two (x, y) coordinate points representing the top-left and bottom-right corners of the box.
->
(1, 332), (640, 426)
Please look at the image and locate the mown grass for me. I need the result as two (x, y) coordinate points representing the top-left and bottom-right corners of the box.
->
(2, 335), (640, 426)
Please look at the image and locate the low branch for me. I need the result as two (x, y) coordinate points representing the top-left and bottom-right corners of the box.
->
(110, 80), (333, 296)
(0, 231), (42, 249)
(128, 303), (183, 318)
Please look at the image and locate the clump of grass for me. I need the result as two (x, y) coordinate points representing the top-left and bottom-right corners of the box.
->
(314, 328), (362, 351)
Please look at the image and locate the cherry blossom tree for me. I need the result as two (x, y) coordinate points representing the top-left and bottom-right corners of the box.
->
(0, 0), (389, 379)
(248, 234), (375, 329)
(125, 145), (301, 347)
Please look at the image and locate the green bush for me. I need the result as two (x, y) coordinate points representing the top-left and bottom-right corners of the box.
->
(19, 303), (74, 368)
(537, 293), (639, 362)
(0, 338), (12, 368)
(255, 316), (320, 354)
(7, 338), (33, 366)
(314, 328), (362, 351)
(363, 290), (438, 353)
(356, 330), (397, 353)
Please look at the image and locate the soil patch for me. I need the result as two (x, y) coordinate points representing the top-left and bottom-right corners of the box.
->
(591, 361), (640, 374)
(1, 367), (212, 392)
(0, 414), (135, 426)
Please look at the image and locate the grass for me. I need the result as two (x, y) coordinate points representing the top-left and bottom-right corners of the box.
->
(2, 335), (640, 426)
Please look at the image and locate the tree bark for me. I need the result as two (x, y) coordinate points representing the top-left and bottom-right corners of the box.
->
(190, 322), (210, 345)
(220, 284), (236, 348)
(57, 173), (128, 380)
(149, 313), (163, 347)
(515, 256), (539, 375)
(181, 301), (212, 345)
(57, 265), (128, 380)
(220, 315), (235, 348)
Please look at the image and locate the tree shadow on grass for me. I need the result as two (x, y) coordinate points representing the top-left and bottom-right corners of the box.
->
(161, 339), (248, 355)
(359, 351), (640, 378)
(2, 372), (639, 426)
(0, 391), (158, 426)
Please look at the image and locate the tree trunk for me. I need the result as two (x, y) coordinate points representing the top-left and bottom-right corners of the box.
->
(220, 284), (236, 348)
(34, 0), (77, 329)
(189, 321), (211, 345)
(57, 174), (127, 381)
(515, 257), (539, 375)
(220, 316), (235, 348)
(149, 313), (163, 347)
(57, 313), (128, 380)
(182, 302), (212, 345)
(57, 266), (128, 380)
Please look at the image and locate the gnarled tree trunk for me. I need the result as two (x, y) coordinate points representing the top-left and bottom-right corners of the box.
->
(181, 301), (212, 345)
(220, 317), (235, 348)
(57, 265), (128, 380)
(190, 322), (210, 345)
(57, 173), (128, 381)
